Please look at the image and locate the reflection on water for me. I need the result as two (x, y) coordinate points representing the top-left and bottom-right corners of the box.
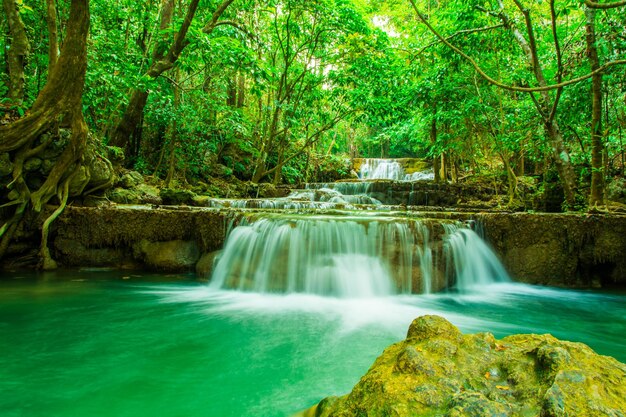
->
(0, 274), (625, 417)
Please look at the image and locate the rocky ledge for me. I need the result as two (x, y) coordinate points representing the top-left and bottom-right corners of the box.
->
(300, 315), (626, 417)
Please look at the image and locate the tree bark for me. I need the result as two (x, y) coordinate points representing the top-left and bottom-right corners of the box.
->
(585, 7), (604, 208)
(45, 0), (59, 75)
(3, 0), (31, 105)
(0, 0), (90, 264)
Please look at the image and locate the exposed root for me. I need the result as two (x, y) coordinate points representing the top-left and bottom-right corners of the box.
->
(40, 173), (72, 270)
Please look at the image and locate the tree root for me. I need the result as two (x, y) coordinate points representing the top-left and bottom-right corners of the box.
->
(39, 173), (72, 270)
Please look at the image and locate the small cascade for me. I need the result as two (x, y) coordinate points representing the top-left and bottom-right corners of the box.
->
(210, 215), (429, 297)
(360, 159), (405, 180)
(302, 184), (382, 206)
(209, 214), (511, 297)
(443, 225), (511, 292)
(404, 169), (435, 181)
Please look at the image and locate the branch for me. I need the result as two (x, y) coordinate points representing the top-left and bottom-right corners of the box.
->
(584, 0), (626, 8)
(408, 0), (626, 93)
(415, 23), (505, 56)
(260, 109), (355, 178)
(548, 0), (564, 122)
(202, 0), (236, 33)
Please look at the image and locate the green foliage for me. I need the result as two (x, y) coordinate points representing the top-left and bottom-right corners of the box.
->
(3, 0), (625, 207)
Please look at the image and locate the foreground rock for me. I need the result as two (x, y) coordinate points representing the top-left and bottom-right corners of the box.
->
(304, 315), (626, 417)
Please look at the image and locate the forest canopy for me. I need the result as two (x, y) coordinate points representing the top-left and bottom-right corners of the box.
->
(1, 0), (626, 208)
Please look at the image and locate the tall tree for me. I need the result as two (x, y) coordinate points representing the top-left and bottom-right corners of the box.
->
(2, 0), (31, 105)
(585, 6), (604, 208)
(0, 0), (91, 267)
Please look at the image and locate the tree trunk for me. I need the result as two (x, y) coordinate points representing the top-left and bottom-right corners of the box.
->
(3, 0), (31, 105)
(585, 7), (604, 208)
(237, 74), (245, 108)
(0, 0), (90, 265)
(431, 118), (441, 183)
(45, 0), (59, 75)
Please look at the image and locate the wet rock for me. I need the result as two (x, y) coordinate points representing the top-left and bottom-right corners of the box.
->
(196, 251), (220, 279)
(136, 184), (162, 205)
(394, 346), (435, 375)
(133, 239), (200, 271)
(314, 316), (626, 417)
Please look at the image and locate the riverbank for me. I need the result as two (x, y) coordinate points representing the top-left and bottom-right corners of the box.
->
(3, 205), (624, 289)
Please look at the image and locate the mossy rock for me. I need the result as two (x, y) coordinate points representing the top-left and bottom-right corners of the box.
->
(160, 188), (196, 205)
(311, 315), (626, 417)
(107, 187), (143, 204)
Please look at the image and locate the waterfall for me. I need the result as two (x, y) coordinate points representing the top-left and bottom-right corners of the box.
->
(444, 225), (511, 292)
(360, 159), (404, 180)
(404, 169), (435, 181)
(209, 214), (511, 297)
(209, 215), (427, 297)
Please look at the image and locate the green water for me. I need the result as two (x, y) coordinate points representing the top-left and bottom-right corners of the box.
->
(1, 271), (625, 417)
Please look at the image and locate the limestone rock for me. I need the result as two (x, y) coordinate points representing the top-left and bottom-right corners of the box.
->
(312, 315), (626, 417)
(133, 239), (200, 271)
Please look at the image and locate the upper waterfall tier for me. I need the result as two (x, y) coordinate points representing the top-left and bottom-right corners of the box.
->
(209, 214), (510, 297)
(358, 158), (435, 181)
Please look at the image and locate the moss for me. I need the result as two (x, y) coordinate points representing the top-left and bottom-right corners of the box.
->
(315, 316), (626, 417)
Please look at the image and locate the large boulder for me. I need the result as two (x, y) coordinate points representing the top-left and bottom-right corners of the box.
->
(307, 315), (626, 417)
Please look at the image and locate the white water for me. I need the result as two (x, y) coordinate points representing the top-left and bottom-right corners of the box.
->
(444, 226), (511, 292)
(210, 216), (422, 297)
(210, 215), (510, 296)
(360, 159), (405, 180)
(359, 159), (434, 181)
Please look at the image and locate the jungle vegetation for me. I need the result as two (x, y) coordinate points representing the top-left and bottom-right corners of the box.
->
(1, 0), (626, 258)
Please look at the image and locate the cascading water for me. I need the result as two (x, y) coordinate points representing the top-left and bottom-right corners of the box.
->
(209, 215), (510, 297)
(210, 215), (429, 297)
(360, 159), (405, 180)
(359, 159), (434, 182)
(443, 224), (511, 292)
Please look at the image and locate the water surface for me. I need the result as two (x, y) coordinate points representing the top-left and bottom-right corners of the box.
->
(1, 272), (625, 417)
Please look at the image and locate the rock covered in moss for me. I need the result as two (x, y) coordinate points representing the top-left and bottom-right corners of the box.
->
(312, 315), (626, 417)
(160, 188), (196, 205)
